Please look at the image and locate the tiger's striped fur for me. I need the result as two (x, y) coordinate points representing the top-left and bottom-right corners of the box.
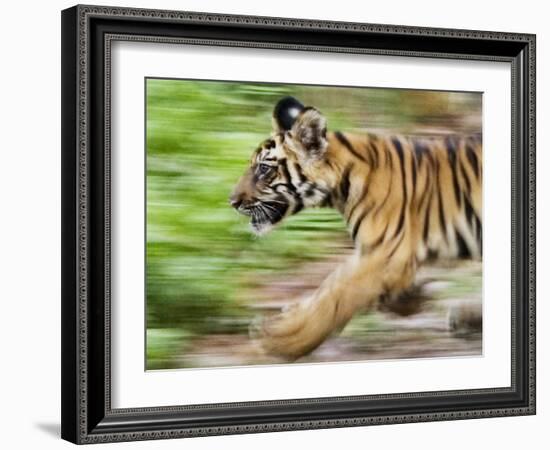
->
(230, 96), (482, 360)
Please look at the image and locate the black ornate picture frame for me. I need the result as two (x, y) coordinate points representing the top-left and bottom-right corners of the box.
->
(61, 4), (536, 444)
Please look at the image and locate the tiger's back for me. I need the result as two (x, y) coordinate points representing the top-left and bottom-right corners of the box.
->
(231, 96), (482, 359)
(325, 131), (482, 264)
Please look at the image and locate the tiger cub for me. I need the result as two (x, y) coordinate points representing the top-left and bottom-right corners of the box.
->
(230, 96), (482, 359)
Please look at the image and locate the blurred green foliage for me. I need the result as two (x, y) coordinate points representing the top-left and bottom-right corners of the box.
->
(145, 78), (481, 369)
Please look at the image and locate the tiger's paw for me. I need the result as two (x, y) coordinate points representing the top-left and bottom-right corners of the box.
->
(378, 278), (436, 316)
(249, 304), (324, 361)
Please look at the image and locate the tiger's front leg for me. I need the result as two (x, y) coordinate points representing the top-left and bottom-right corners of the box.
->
(253, 249), (416, 360)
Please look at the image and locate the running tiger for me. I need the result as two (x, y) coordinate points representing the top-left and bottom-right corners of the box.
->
(230, 96), (482, 360)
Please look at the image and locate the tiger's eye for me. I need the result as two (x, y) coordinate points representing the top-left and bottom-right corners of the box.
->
(258, 164), (274, 176)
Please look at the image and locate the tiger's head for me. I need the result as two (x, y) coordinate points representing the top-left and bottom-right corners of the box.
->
(230, 97), (332, 235)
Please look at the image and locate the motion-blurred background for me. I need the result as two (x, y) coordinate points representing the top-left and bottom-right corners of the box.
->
(146, 78), (482, 370)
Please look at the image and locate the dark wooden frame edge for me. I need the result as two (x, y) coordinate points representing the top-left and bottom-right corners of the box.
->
(61, 4), (536, 444)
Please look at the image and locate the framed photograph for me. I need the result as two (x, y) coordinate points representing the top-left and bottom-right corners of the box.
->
(61, 4), (536, 444)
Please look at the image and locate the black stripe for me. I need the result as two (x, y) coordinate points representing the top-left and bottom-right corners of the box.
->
(271, 183), (296, 194)
(455, 228), (471, 258)
(324, 159), (334, 170)
(352, 211), (367, 241)
(361, 141), (374, 166)
(335, 131), (368, 163)
(372, 165), (393, 218)
(352, 205), (374, 241)
(385, 145), (394, 169)
(411, 148), (417, 201)
(459, 158), (472, 196)
(388, 230), (406, 259)
(347, 198), (362, 221)
(445, 137), (462, 207)
(437, 189), (447, 240)
(339, 164), (352, 204)
(463, 195), (482, 248)
(423, 192), (432, 243)
(347, 177), (371, 221)
(393, 203), (406, 240)
(391, 138), (408, 238)
(436, 161), (448, 242)
(363, 137), (379, 168)
(475, 214), (482, 249)
(413, 140), (430, 163)
(413, 140), (434, 209)
(425, 148), (436, 169)
(465, 144), (480, 179)
(418, 170), (432, 211)
(361, 224), (387, 255)
(392, 137), (407, 200)
(321, 191), (333, 208)
(464, 192), (475, 226)
(293, 162), (307, 184)
(293, 199), (304, 214)
(371, 141), (396, 219)
(279, 158), (297, 193)
(369, 141), (379, 168)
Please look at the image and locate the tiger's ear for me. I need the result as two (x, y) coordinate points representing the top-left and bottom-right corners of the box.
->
(272, 96), (328, 162)
(288, 107), (328, 161)
(272, 96), (305, 133)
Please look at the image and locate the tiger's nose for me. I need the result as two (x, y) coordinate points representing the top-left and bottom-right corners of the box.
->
(230, 196), (242, 209)
(229, 193), (244, 209)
